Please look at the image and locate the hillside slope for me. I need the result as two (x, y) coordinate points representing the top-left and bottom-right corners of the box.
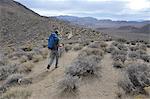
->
(0, 0), (101, 50)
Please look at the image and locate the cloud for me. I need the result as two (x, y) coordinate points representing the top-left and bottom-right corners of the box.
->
(125, 0), (150, 11)
(14, 0), (150, 20)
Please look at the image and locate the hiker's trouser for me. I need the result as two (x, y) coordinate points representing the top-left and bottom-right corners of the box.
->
(48, 50), (59, 67)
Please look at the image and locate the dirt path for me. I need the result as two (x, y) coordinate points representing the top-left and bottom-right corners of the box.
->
(23, 51), (80, 99)
(27, 41), (123, 99)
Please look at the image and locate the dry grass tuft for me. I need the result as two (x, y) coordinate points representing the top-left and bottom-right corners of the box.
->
(118, 63), (150, 95)
(0, 87), (31, 99)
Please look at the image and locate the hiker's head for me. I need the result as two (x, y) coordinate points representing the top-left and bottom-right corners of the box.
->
(55, 31), (58, 35)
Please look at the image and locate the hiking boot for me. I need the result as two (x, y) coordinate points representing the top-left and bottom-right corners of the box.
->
(47, 65), (51, 69)
(55, 66), (58, 68)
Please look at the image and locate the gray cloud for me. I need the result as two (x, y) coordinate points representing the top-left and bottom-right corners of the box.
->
(14, 0), (150, 20)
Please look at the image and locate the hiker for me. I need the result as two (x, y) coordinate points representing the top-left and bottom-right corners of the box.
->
(47, 31), (59, 69)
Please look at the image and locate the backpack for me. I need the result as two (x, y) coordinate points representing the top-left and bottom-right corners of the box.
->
(48, 32), (59, 49)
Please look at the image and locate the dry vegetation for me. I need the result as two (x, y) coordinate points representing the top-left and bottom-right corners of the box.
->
(59, 41), (106, 94)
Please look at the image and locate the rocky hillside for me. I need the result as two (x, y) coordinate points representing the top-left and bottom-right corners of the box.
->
(0, 0), (101, 51)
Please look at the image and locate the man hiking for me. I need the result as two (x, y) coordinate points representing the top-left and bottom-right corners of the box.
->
(47, 31), (59, 69)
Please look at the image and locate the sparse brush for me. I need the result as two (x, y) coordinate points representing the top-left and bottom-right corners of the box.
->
(0, 87), (31, 99)
(21, 43), (33, 52)
(59, 75), (79, 93)
(88, 41), (107, 49)
(146, 44), (150, 48)
(0, 64), (19, 80)
(116, 44), (128, 51)
(18, 61), (34, 73)
(3, 74), (23, 87)
(80, 41), (90, 46)
(113, 61), (124, 68)
(130, 41), (136, 45)
(118, 63), (150, 95)
(140, 54), (150, 62)
(39, 48), (49, 59)
(117, 38), (127, 43)
(8, 51), (27, 59)
(26, 51), (35, 60)
(106, 45), (116, 53)
(79, 48), (104, 58)
(139, 44), (147, 51)
(19, 55), (28, 63)
(128, 51), (140, 60)
(88, 42), (100, 48)
(112, 41), (119, 46)
(129, 46), (139, 51)
(32, 54), (43, 63)
(65, 44), (72, 52)
(66, 55), (101, 77)
(0, 58), (8, 66)
(73, 45), (83, 51)
(136, 50), (146, 55)
(111, 49), (127, 56)
(112, 54), (127, 63)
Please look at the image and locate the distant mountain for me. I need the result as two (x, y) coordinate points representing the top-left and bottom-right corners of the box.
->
(56, 15), (150, 28)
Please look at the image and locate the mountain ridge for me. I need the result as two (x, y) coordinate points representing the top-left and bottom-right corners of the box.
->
(56, 15), (150, 28)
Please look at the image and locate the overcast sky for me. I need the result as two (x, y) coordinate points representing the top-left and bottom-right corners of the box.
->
(14, 0), (150, 21)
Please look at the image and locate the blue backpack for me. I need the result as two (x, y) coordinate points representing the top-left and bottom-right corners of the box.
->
(48, 32), (59, 49)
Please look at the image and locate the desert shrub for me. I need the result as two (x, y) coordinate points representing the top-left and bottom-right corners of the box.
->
(104, 36), (112, 41)
(65, 44), (72, 52)
(32, 54), (43, 63)
(112, 54), (127, 63)
(80, 41), (90, 46)
(139, 44), (147, 51)
(130, 41), (136, 45)
(21, 43), (33, 52)
(113, 61), (124, 68)
(66, 55), (101, 77)
(111, 49), (127, 56)
(116, 44), (128, 51)
(129, 46), (139, 51)
(39, 48), (49, 59)
(88, 41), (107, 49)
(118, 63), (150, 95)
(0, 88), (31, 99)
(112, 41), (119, 46)
(0, 64), (19, 80)
(73, 45), (83, 51)
(3, 74), (23, 87)
(136, 50), (146, 55)
(106, 45), (116, 53)
(8, 51), (27, 59)
(19, 55), (28, 63)
(140, 54), (150, 62)
(88, 42), (100, 48)
(79, 48), (104, 58)
(128, 51), (140, 60)
(26, 52), (35, 60)
(21, 47), (32, 52)
(18, 62), (34, 73)
(100, 42), (108, 48)
(0, 60), (5, 67)
(146, 44), (150, 48)
(0, 58), (8, 66)
(59, 75), (79, 93)
(117, 38), (127, 43)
